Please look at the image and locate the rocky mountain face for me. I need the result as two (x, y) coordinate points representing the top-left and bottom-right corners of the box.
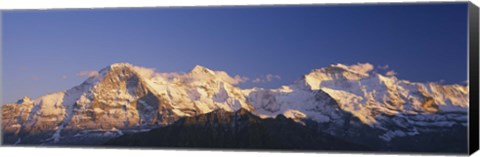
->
(1, 63), (469, 153)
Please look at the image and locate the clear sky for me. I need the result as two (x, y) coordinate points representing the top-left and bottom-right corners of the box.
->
(1, 3), (469, 104)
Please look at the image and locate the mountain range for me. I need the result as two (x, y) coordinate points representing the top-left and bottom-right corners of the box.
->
(1, 63), (469, 153)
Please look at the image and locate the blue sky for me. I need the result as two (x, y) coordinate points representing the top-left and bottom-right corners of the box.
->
(2, 3), (469, 104)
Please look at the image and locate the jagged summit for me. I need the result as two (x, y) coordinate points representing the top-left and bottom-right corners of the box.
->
(310, 63), (374, 79)
(97, 62), (137, 75)
(16, 96), (32, 104)
(191, 65), (215, 74)
(328, 63), (374, 75)
(297, 63), (378, 90)
(109, 62), (134, 68)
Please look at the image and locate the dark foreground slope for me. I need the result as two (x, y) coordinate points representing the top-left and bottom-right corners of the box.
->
(104, 108), (468, 154)
(104, 109), (371, 151)
(383, 124), (468, 154)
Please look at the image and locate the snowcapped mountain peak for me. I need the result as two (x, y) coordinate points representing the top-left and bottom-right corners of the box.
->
(100, 62), (142, 75)
(1, 62), (469, 145)
(16, 96), (32, 104)
(297, 63), (375, 90)
(187, 65), (248, 86)
(191, 65), (215, 75)
(109, 62), (134, 69)
(94, 63), (159, 81)
(329, 63), (374, 75)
